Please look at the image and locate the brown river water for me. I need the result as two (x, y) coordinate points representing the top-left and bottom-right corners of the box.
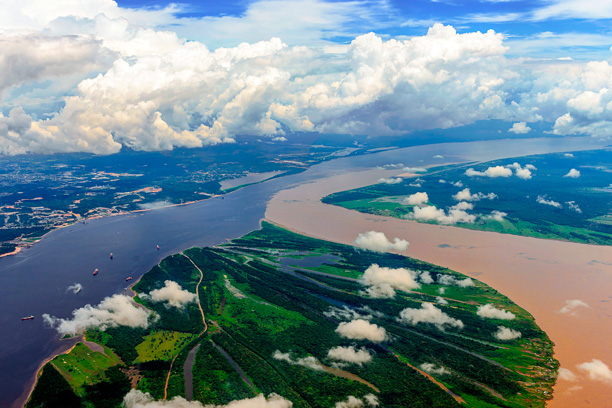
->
(266, 167), (612, 407)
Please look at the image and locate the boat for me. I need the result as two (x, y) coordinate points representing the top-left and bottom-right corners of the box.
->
(126, 277), (133, 281)
(75, 287), (82, 294)
(110, 253), (113, 259)
(21, 315), (34, 321)
(156, 245), (160, 250)
(93, 268), (99, 276)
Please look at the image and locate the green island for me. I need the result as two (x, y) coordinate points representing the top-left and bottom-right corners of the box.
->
(27, 222), (558, 407)
(323, 149), (612, 245)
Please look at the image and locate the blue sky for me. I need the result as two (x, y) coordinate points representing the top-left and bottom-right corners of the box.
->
(1, 0), (612, 155)
(114, 0), (612, 59)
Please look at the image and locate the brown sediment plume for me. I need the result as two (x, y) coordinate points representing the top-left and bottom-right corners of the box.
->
(265, 168), (612, 408)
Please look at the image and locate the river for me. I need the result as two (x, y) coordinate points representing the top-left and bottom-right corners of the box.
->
(0, 136), (606, 407)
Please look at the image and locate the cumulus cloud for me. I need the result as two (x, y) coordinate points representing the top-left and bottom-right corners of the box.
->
(453, 188), (497, 201)
(360, 264), (420, 298)
(482, 210), (507, 222)
(419, 271), (434, 284)
(509, 122), (531, 134)
(66, 283), (83, 294)
(558, 368), (578, 382)
(402, 167), (427, 173)
(335, 395), (378, 408)
(335, 319), (387, 342)
(377, 163), (404, 170)
(323, 306), (381, 321)
(576, 359), (612, 384)
(437, 274), (474, 287)
(404, 192), (429, 206)
(435, 296), (448, 305)
(433, 155), (444, 159)
(273, 351), (322, 371)
(537, 195), (562, 208)
(123, 389), (293, 408)
(143, 280), (197, 308)
(564, 168), (581, 178)
(327, 346), (372, 365)
(477, 304), (516, 320)
(420, 363), (450, 375)
(559, 299), (589, 315)
(493, 326), (521, 341)
(43, 294), (152, 334)
(564, 153), (574, 158)
(397, 303), (464, 330)
(566, 201), (582, 213)
(354, 231), (409, 252)
(465, 166), (512, 178)
(378, 177), (403, 185)
(408, 203), (476, 225)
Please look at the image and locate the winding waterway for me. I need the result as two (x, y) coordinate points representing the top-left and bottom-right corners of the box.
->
(0, 136), (606, 407)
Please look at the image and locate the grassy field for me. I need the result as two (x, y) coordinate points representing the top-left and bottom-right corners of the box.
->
(323, 149), (612, 245)
(134, 331), (197, 363)
(28, 221), (558, 407)
(50, 342), (120, 396)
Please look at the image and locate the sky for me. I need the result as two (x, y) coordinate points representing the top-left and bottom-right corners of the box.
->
(0, 0), (611, 155)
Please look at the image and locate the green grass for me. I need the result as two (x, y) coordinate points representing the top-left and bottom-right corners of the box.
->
(50, 342), (120, 396)
(134, 330), (197, 363)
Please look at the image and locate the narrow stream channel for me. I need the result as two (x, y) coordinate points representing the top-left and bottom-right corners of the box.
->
(183, 343), (201, 401)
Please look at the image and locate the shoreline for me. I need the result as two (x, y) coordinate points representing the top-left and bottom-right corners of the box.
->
(265, 168), (612, 407)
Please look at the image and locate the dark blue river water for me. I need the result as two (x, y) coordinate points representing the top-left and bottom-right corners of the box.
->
(0, 137), (605, 407)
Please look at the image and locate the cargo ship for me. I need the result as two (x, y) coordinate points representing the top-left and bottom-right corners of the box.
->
(93, 268), (99, 276)
(126, 277), (133, 281)
(21, 315), (34, 321)
(156, 245), (160, 250)
(110, 253), (113, 259)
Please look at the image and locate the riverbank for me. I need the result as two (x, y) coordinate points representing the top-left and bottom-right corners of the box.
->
(266, 169), (612, 407)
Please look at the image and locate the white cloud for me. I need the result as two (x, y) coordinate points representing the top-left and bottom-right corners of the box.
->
(435, 296), (448, 305)
(493, 326), (522, 341)
(566, 201), (582, 213)
(404, 192), (429, 206)
(564, 168), (581, 178)
(558, 368), (578, 382)
(419, 271), (434, 284)
(420, 363), (450, 375)
(477, 304), (516, 320)
(559, 299), (589, 315)
(564, 153), (574, 157)
(402, 167), (427, 173)
(335, 394), (378, 408)
(378, 177), (403, 185)
(433, 155), (444, 159)
(537, 195), (562, 208)
(360, 264), (420, 298)
(143, 280), (197, 308)
(336, 319), (387, 342)
(123, 389), (293, 408)
(408, 204), (476, 225)
(465, 166), (513, 178)
(43, 294), (152, 334)
(577, 359), (612, 384)
(437, 274), (475, 287)
(327, 346), (372, 365)
(273, 351), (322, 371)
(398, 303), (464, 330)
(453, 188), (497, 201)
(509, 122), (531, 134)
(482, 210), (507, 222)
(323, 306), (377, 321)
(377, 163), (404, 170)
(354, 231), (409, 253)
(66, 283), (83, 294)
